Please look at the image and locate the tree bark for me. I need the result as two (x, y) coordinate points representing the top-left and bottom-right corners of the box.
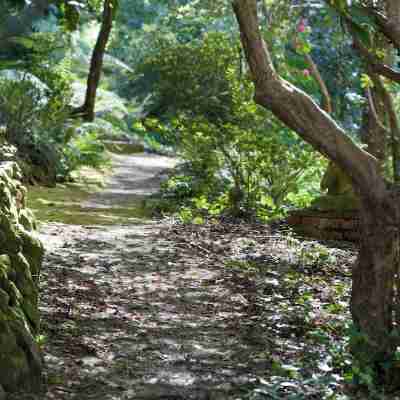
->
(357, 2), (400, 50)
(352, 192), (400, 368)
(232, 0), (400, 375)
(72, 0), (116, 122)
(361, 74), (387, 165)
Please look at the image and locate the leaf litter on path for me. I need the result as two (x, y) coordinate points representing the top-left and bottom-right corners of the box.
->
(19, 153), (360, 400)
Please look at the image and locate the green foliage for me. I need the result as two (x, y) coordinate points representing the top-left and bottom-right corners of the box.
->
(137, 32), (236, 120)
(61, 128), (110, 176)
(0, 15), (117, 182)
(146, 33), (325, 220)
(0, 67), (108, 182)
(0, 76), (68, 180)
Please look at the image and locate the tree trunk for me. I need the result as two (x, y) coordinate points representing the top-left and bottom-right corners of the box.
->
(231, 0), (400, 378)
(351, 191), (400, 371)
(72, 0), (116, 122)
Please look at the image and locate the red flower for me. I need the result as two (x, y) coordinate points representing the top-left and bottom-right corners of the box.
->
(297, 19), (306, 33)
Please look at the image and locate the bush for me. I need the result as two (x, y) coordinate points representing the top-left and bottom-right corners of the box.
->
(173, 115), (325, 219)
(143, 33), (326, 220)
(0, 74), (69, 183)
(60, 127), (110, 178)
(0, 72), (109, 183)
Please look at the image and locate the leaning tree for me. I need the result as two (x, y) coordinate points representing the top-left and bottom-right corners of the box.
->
(232, 0), (400, 382)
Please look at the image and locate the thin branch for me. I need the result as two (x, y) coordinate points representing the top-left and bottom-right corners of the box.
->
(304, 52), (333, 114)
(378, 80), (400, 182)
(365, 86), (388, 134)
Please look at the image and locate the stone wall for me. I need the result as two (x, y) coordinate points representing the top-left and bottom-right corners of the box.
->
(0, 161), (43, 395)
(287, 209), (360, 242)
(286, 192), (360, 242)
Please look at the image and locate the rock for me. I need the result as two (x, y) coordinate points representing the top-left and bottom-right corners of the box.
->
(320, 161), (353, 195)
(0, 289), (10, 311)
(19, 230), (44, 281)
(19, 209), (37, 231)
(310, 192), (360, 212)
(0, 161), (43, 394)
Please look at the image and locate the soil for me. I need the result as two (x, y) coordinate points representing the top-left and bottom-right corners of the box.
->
(15, 152), (358, 400)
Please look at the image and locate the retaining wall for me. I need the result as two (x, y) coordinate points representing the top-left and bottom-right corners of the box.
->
(0, 161), (43, 394)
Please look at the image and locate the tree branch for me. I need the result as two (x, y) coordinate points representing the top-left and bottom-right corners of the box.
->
(232, 0), (383, 198)
(366, 86), (387, 134)
(351, 33), (400, 83)
(363, 5), (400, 50)
(304, 52), (332, 114)
(378, 79), (400, 182)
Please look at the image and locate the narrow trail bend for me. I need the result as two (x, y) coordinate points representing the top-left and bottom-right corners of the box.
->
(37, 152), (273, 400)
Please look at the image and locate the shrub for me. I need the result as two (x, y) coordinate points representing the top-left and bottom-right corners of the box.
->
(144, 33), (326, 220)
(0, 74), (69, 183)
(60, 127), (110, 178)
(0, 72), (109, 183)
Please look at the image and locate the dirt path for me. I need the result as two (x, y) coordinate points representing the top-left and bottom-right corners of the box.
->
(37, 153), (263, 400)
(35, 153), (355, 400)
(81, 153), (176, 208)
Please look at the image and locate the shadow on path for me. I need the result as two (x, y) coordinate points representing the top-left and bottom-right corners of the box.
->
(31, 152), (357, 400)
(40, 222), (269, 400)
(37, 153), (266, 400)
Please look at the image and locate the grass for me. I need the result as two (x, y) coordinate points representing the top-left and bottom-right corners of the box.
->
(27, 166), (151, 226)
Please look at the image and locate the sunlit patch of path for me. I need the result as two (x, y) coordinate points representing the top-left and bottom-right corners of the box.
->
(82, 153), (178, 208)
(38, 153), (270, 400)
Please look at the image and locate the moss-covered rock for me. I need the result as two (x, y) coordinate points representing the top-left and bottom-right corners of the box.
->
(0, 161), (43, 394)
(19, 230), (43, 281)
(5, 280), (23, 307)
(0, 289), (10, 311)
(0, 319), (42, 392)
(320, 161), (353, 195)
(19, 209), (37, 231)
(0, 385), (6, 400)
(0, 212), (22, 254)
(310, 192), (360, 212)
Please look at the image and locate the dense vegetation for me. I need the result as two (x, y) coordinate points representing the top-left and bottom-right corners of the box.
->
(0, 0), (360, 213)
(3, 0), (400, 398)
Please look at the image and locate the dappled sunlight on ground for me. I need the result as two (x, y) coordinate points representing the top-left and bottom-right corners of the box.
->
(39, 223), (267, 399)
(38, 220), (356, 400)
(21, 152), (358, 400)
(28, 153), (177, 225)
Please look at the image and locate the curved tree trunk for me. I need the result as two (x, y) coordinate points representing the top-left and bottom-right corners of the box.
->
(72, 0), (116, 122)
(232, 0), (400, 378)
